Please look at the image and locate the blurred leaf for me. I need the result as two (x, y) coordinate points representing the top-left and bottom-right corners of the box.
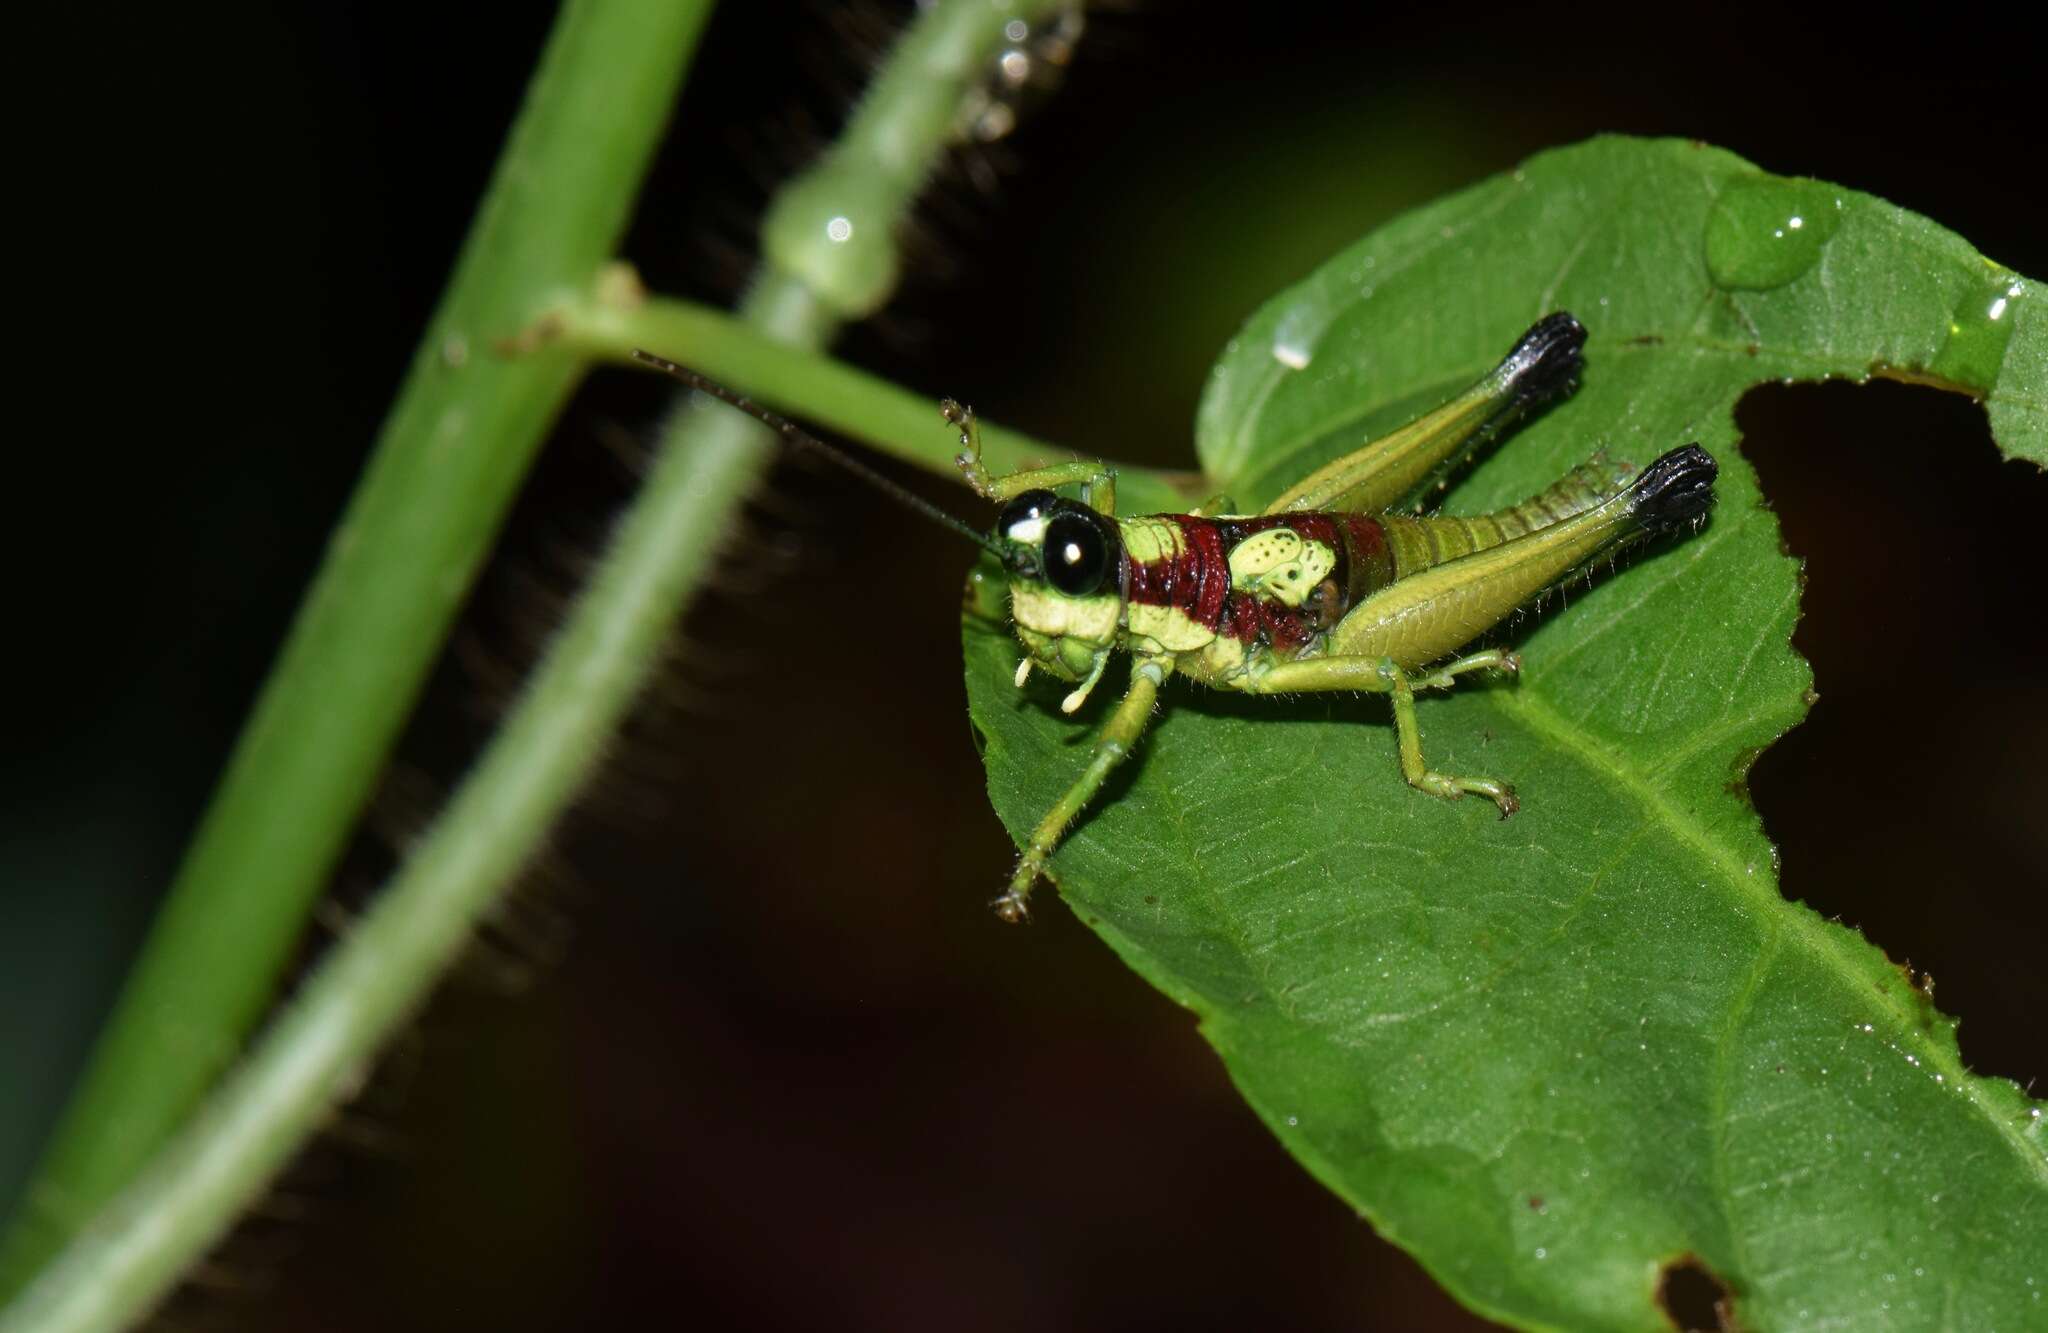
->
(967, 138), (2045, 1330)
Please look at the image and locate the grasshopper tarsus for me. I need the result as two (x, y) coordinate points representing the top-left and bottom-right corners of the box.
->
(1502, 311), (1589, 404)
(1628, 443), (1718, 534)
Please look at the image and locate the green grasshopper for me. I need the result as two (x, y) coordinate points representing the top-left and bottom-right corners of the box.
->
(634, 313), (1716, 923)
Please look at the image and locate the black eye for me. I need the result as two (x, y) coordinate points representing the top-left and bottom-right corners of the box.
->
(1042, 512), (1113, 595)
(997, 489), (1058, 540)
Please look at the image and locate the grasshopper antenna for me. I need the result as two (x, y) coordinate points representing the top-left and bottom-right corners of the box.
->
(630, 350), (1011, 561)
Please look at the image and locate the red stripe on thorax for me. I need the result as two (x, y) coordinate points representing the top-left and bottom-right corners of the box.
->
(1127, 511), (1394, 653)
(1219, 591), (1318, 652)
(1183, 520), (1228, 627)
(1126, 517), (1230, 631)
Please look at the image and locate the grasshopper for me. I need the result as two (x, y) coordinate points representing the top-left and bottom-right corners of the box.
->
(633, 313), (1716, 924)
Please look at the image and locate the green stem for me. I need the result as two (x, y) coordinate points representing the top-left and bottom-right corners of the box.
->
(1, 3), (1079, 1327)
(0, 0), (717, 1295)
(564, 291), (1205, 514)
(0, 384), (774, 1333)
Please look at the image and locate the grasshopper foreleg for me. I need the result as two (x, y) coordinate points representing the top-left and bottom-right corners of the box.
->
(1251, 655), (1519, 817)
(996, 657), (1170, 923)
(948, 398), (1119, 514)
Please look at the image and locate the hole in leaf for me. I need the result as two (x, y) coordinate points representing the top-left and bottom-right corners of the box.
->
(1739, 380), (2048, 1089)
(1657, 1254), (1735, 1331)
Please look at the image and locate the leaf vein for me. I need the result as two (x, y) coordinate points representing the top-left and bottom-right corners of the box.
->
(1493, 689), (2048, 1189)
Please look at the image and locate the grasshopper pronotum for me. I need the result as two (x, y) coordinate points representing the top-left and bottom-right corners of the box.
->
(635, 314), (1716, 923)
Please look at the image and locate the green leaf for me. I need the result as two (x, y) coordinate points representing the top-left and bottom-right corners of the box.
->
(965, 138), (2046, 1330)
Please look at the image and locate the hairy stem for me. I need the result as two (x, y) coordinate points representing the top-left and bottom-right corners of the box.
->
(563, 291), (1204, 514)
(0, 0), (714, 1294)
(1, 3), (1078, 1328)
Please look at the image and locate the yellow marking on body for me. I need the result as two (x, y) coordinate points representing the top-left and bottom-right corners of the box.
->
(1228, 529), (1335, 608)
(1118, 517), (1185, 565)
(1192, 634), (1249, 684)
(1127, 602), (1215, 653)
(1010, 586), (1120, 645)
(1229, 529), (1302, 582)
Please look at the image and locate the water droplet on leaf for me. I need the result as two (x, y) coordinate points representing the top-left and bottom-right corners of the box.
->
(1927, 268), (2026, 393)
(1704, 177), (1844, 290)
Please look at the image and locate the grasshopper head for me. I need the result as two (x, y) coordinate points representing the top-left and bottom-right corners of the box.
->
(993, 490), (1124, 713)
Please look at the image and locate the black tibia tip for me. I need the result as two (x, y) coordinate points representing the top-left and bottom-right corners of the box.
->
(1499, 312), (1587, 404)
(1628, 444), (1718, 534)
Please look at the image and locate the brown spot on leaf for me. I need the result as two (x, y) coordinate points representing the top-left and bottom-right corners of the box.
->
(1878, 954), (1943, 1030)
(1724, 744), (1768, 802)
(1658, 1254), (1738, 1332)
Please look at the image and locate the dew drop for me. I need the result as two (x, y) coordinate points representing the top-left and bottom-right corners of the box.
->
(1704, 177), (1845, 291)
(1926, 269), (2026, 393)
(1270, 301), (1329, 371)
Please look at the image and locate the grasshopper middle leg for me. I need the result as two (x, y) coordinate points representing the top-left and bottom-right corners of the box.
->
(1251, 655), (1519, 816)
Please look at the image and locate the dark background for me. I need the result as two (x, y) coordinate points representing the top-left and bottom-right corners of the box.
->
(7, 2), (2044, 1329)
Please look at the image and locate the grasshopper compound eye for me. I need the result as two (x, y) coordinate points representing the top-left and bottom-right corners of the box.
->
(1041, 511), (1117, 596)
(997, 489), (1060, 543)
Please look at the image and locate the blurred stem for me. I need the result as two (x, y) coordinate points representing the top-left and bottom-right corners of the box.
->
(0, 0), (714, 1295)
(563, 290), (1205, 513)
(0, 4), (1080, 1330)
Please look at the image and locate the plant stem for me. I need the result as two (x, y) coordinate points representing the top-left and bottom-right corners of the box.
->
(0, 376), (782, 1333)
(1, 3), (1080, 1328)
(0, 0), (716, 1297)
(562, 291), (1205, 514)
